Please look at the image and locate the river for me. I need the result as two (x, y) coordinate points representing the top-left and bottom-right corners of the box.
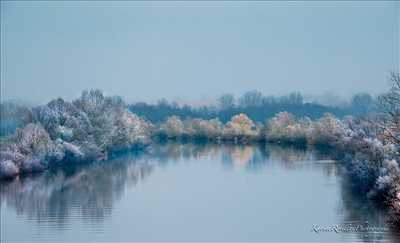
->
(1, 143), (399, 242)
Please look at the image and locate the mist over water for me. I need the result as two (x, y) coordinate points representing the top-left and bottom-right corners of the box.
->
(1, 144), (398, 242)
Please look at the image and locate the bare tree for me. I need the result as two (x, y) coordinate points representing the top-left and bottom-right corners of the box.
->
(218, 94), (235, 110)
(239, 90), (263, 107)
(378, 72), (400, 144)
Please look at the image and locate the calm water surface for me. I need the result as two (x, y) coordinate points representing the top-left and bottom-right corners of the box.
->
(1, 144), (399, 242)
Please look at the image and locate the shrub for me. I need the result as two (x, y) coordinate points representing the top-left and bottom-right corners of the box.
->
(185, 118), (223, 141)
(266, 112), (311, 145)
(369, 159), (400, 202)
(309, 113), (346, 148)
(222, 114), (258, 143)
(158, 116), (184, 140)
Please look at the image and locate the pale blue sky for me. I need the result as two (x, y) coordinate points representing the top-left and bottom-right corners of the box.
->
(1, 1), (399, 104)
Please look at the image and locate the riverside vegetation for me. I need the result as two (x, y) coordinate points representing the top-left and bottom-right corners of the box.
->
(1, 73), (399, 229)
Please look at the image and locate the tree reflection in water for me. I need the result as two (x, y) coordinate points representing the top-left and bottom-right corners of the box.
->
(338, 174), (400, 242)
(0, 152), (154, 227)
(0, 143), (398, 241)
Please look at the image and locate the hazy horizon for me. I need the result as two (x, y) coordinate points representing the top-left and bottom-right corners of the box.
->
(1, 1), (399, 104)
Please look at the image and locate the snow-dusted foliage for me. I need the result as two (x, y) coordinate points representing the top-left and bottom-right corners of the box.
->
(185, 118), (223, 140)
(309, 113), (346, 148)
(222, 114), (257, 142)
(154, 114), (257, 143)
(378, 72), (400, 146)
(158, 116), (185, 139)
(266, 112), (311, 145)
(34, 98), (92, 142)
(342, 116), (383, 140)
(107, 111), (152, 152)
(0, 123), (53, 178)
(259, 107), (400, 218)
(375, 72), (400, 226)
(15, 123), (54, 158)
(370, 159), (400, 202)
(0, 90), (152, 179)
(334, 114), (400, 227)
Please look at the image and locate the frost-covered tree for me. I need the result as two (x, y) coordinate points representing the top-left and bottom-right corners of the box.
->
(73, 90), (124, 148)
(72, 90), (151, 152)
(108, 112), (151, 151)
(159, 116), (184, 139)
(370, 159), (400, 202)
(266, 112), (311, 145)
(185, 118), (223, 140)
(0, 123), (54, 178)
(1, 89), (152, 179)
(14, 123), (54, 158)
(343, 116), (382, 140)
(222, 114), (257, 142)
(378, 72), (400, 146)
(34, 98), (93, 142)
(310, 113), (345, 148)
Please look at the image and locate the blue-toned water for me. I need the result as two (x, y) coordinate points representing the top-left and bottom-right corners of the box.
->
(1, 144), (398, 242)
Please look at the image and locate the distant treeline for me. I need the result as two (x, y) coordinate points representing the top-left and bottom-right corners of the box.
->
(0, 91), (377, 137)
(129, 91), (377, 123)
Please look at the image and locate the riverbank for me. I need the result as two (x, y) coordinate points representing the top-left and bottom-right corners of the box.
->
(151, 112), (400, 228)
(1, 90), (399, 229)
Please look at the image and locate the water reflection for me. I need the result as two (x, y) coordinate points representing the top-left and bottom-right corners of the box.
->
(148, 142), (329, 171)
(0, 144), (327, 225)
(1, 143), (398, 241)
(0, 153), (153, 227)
(338, 175), (400, 242)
